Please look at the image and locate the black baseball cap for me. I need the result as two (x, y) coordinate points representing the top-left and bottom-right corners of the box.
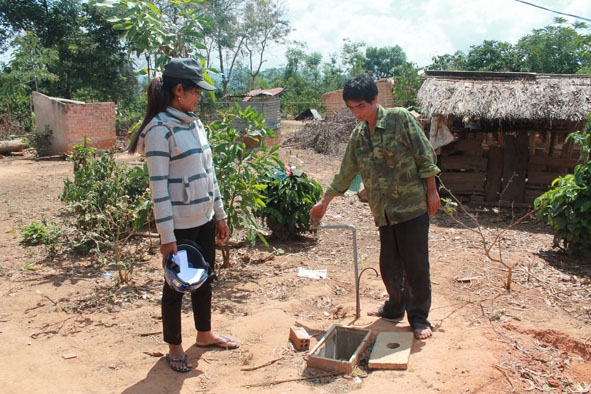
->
(163, 58), (215, 91)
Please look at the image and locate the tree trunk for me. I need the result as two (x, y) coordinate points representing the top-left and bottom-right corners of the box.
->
(0, 140), (26, 154)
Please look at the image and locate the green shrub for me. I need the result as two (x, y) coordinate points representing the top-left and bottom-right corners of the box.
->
(206, 104), (283, 266)
(20, 218), (62, 255)
(535, 122), (591, 257)
(20, 219), (61, 246)
(60, 144), (152, 253)
(29, 126), (53, 157)
(254, 166), (323, 240)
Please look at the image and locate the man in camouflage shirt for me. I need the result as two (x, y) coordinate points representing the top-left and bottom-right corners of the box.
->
(309, 74), (441, 340)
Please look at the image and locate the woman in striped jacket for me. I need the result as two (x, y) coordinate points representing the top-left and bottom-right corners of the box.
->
(129, 58), (239, 373)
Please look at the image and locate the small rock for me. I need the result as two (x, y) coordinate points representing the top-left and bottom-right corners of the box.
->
(547, 379), (560, 388)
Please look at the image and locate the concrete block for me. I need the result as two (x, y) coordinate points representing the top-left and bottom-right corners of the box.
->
(368, 330), (413, 370)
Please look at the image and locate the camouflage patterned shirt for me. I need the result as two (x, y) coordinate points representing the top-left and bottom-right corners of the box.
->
(326, 106), (440, 226)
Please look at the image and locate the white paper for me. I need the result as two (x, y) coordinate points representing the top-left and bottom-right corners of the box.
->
(173, 250), (207, 284)
(297, 267), (327, 279)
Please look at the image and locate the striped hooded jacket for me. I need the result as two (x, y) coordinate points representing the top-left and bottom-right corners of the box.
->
(136, 107), (227, 245)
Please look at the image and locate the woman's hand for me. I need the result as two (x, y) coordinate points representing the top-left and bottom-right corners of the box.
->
(215, 219), (229, 243)
(160, 241), (177, 268)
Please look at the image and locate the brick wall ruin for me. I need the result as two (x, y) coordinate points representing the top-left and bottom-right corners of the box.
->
(32, 91), (116, 155)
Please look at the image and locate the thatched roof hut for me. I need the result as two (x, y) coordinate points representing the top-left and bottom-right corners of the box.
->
(416, 71), (591, 205)
(418, 71), (591, 125)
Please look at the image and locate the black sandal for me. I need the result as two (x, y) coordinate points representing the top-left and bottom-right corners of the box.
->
(166, 354), (192, 373)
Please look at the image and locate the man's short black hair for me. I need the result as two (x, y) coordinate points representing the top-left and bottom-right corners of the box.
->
(343, 74), (378, 103)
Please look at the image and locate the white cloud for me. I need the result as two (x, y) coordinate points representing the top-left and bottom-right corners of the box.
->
(265, 0), (590, 69)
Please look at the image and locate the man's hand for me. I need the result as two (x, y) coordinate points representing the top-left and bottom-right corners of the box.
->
(425, 176), (441, 216)
(309, 195), (333, 229)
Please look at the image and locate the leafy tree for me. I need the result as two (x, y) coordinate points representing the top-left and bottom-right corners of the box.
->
(427, 51), (467, 71)
(0, 32), (58, 134)
(279, 43), (325, 116)
(201, 0), (289, 96)
(205, 104), (283, 266)
(516, 18), (589, 74)
(364, 45), (407, 79)
(0, 0), (77, 49)
(0, 0), (139, 134)
(57, 3), (138, 102)
(426, 20), (590, 74)
(321, 53), (347, 93)
(97, 0), (209, 79)
(259, 67), (284, 88)
(392, 61), (422, 107)
(242, 0), (290, 90)
(226, 62), (252, 93)
(340, 38), (366, 75)
(464, 40), (518, 72)
(301, 52), (322, 90)
(97, 0), (168, 77)
(201, 0), (246, 96)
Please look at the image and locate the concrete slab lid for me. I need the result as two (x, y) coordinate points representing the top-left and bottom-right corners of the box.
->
(368, 330), (414, 370)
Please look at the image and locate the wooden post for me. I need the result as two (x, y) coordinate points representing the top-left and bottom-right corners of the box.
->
(485, 145), (504, 202)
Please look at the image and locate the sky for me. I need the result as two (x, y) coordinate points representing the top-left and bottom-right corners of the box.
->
(264, 0), (591, 69)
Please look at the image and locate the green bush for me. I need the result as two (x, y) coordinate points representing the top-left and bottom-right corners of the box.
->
(535, 123), (591, 257)
(206, 104), (283, 263)
(254, 166), (323, 240)
(29, 126), (53, 157)
(60, 144), (152, 253)
(20, 219), (62, 255)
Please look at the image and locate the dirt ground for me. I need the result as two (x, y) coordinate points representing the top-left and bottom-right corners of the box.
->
(1, 121), (590, 394)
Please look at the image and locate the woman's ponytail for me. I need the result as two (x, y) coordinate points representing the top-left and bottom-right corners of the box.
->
(128, 73), (170, 153)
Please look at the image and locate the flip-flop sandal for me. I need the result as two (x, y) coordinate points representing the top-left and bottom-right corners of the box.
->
(195, 335), (240, 349)
(165, 354), (192, 373)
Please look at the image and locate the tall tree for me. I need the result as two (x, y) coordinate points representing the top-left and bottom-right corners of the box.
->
(464, 40), (518, 72)
(0, 32), (59, 133)
(321, 53), (347, 93)
(427, 51), (467, 71)
(242, 0), (290, 90)
(97, 0), (209, 79)
(516, 18), (590, 74)
(340, 38), (366, 75)
(392, 61), (422, 107)
(0, 0), (77, 49)
(201, 0), (289, 96)
(0, 0), (137, 102)
(364, 46), (407, 79)
(201, 0), (248, 96)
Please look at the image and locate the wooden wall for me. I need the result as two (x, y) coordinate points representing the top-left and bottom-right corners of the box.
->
(438, 129), (580, 206)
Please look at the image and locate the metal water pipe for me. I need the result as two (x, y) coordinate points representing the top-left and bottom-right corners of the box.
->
(316, 224), (378, 318)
